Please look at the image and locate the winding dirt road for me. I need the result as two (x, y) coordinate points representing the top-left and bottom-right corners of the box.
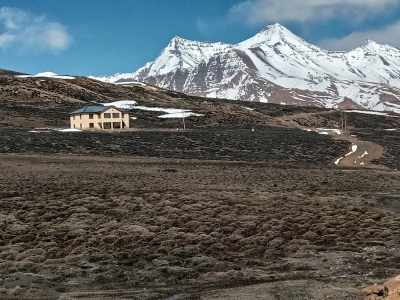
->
(334, 136), (385, 168)
(273, 112), (386, 169)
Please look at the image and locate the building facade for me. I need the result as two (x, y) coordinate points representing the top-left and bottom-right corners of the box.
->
(70, 106), (130, 130)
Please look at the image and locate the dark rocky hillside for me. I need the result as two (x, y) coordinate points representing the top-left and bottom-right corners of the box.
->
(0, 75), (287, 129)
(0, 128), (348, 167)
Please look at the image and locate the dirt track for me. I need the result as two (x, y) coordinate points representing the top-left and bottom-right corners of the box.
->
(274, 110), (400, 171)
(335, 136), (385, 169)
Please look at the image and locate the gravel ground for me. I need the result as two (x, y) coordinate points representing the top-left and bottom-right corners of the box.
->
(1, 154), (400, 299)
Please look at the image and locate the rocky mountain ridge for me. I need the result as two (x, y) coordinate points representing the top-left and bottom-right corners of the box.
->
(95, 24), (400, 112)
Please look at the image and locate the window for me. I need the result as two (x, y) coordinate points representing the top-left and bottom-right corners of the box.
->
(80, 124), (82, 129)
(89, 114), (94, 119)
(104, 113), (111, 119)
(113, 122), (121, 129)
(80, 114), (82, 119)
(89, 123), (94, 128)
(112, 113), (120, 118)
(103, 122), (112, 129)
(73, 124), (76, 128)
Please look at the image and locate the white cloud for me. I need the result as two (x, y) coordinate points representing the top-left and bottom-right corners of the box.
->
(0, 7), (28, 30)
(320, 22), (400, 50)
(0, 7), (71, 52)
(0, 32), (15, 47)
(228, 0), (398, 24)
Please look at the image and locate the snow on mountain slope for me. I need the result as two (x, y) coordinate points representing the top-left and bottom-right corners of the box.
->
(17, 72), (75, 80)
(142, 37), (231, 77)
(89, 73), (137, 83)
(93, 24), (400, 112)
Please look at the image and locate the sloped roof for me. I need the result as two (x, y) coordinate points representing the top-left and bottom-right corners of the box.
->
(70, 105), (125, 115)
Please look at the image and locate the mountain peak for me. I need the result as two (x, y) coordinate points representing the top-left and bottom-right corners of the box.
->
(167, 35), (227, 50)
(171, 35), (192, 42)
(262, 23), (290, 34)
(168, 35), (192, 46)
(165, 36), (201, 53)
(239, 23), (309, 48)
(353, 39), (396, 53)
(364, 39), (381, 49)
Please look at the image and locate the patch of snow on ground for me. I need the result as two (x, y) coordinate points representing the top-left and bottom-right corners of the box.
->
(345, 145), (358, 157)
(335, 144), (358, 166)
(28, 128), (54, 133)
(345, 110), (389, 116)
(57, 128), (82, 132)
(335, 157), (344, 166)
(29, 128), (82, 133)
(158, 112), (204, 119)
(317, 128), (342, 135)
(100, 103), (203, 118)
(359, 151), (368, 159)
(17, 72), (75, 80)
(385, 128), (398, 131)
(133, 106), (190, 114)
(241, 106), (255, 111)
(102, 100), (137, 109)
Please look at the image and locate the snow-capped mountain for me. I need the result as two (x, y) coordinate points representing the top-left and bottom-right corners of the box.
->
(94, 24), (400, 112)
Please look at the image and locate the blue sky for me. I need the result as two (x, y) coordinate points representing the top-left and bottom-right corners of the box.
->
(1, 0), (400, 76)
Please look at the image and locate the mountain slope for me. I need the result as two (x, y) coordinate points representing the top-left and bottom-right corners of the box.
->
(0, 68), (25, 76)
(95, 24), (400, 112)
(1, 72), (316, 129)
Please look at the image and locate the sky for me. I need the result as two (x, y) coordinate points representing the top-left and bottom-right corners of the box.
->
(1, 0), (400, 76)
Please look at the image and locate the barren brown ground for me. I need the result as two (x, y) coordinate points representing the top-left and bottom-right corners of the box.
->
(2, 72), (400, 300)
(1, 154), (400, 299)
